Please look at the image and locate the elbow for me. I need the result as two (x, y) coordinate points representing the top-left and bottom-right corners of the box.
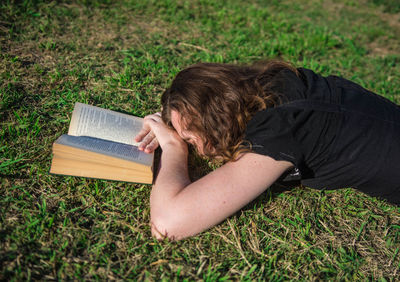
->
(150, 206), (188, 241)
(150, 216), (182, 241)
(150, 219), (176, 241)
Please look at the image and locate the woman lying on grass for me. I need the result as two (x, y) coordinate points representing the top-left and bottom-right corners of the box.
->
(134, 60), (400, 240)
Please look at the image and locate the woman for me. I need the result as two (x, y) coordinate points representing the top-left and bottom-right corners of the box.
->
(134, 60), (400, 240)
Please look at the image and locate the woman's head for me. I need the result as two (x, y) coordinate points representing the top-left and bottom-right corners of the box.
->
(161, 60), (298, 161)
(169, 109), (206, 155)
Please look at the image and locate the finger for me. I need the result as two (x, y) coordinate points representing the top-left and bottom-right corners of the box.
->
(144, 113), (162, 123)
(135, 112), (161, 142)
(143, 118), (166, 137)
(138, 132), (156, 150)
(134, 124), (151, 142)
(144, 138), (159, 153)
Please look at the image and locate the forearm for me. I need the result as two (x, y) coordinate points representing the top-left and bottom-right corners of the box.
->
(152, 146), (190, 198)
(135, 112), (197, 239)
(149, 145), (192, 239)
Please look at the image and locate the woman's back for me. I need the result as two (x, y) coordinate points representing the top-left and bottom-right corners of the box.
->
(245, 68), (400, 204)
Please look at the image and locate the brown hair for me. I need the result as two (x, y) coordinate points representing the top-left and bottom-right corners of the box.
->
(161, 60), (299, 162)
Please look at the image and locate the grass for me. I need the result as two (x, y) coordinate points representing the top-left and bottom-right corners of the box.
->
(1, 0), (400, 280)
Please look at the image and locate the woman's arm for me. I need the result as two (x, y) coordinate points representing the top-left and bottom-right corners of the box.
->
(151, 150), (291, 240)
(135, 113), (293, 240)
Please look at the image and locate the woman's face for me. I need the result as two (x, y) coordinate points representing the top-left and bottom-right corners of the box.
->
(170, 110), (205, 155)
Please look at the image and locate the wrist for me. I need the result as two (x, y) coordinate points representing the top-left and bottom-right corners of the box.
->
(161, 141), (188, 156)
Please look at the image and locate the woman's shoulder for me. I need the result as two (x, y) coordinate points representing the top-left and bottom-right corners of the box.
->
(244, 106), (306, 168)
(270, 68), (308, 102)
(269, 66), (345, 104)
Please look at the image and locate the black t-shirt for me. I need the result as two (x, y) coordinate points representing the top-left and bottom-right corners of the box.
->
(244, 68), (400, 204)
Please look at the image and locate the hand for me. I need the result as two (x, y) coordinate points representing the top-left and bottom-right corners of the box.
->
(134, 112), (187, 154)
(135, 112), (161, 153)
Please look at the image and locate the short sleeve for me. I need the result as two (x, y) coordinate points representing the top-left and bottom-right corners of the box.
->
(244, 108), (304, 168)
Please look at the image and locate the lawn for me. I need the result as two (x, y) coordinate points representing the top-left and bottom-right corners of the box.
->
(1, 0), (400, 280)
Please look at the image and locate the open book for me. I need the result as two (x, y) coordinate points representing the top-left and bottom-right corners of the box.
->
(50, 102), (154, 184)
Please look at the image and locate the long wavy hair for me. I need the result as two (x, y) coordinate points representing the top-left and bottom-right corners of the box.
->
(161, 60), (299, 162)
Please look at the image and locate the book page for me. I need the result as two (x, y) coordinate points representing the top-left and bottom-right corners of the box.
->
(56, 135), (153, 167)
(68, 102), (143, 146)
